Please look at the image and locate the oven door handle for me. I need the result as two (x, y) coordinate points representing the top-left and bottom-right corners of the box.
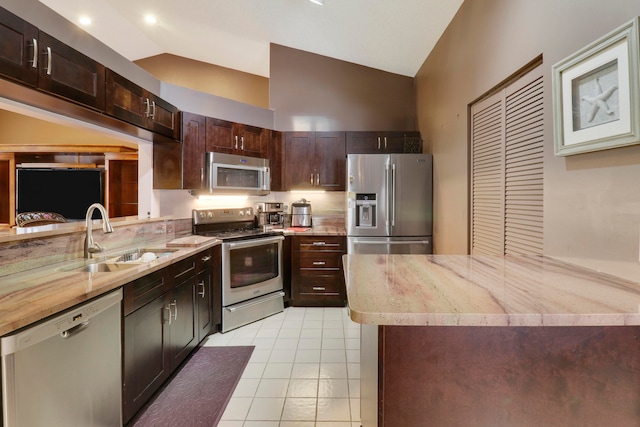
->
(225, 235), (284, 249)
(226, 291), (286, 312)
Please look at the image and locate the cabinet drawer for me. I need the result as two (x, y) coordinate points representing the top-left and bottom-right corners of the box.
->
(298, 251), (342, 269)
(298, 275), (342, 294)
(295, 236), (345, 251)
(123, 270), (167, 315)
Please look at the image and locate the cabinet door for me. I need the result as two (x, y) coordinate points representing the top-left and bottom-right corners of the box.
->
(284, 132), (315, 190)
(212, 245), (222, 329)
(195, 248), (215, 342)
(195, 269), (213, 342)
(383, 131), (422, 153)
(123, 295), (170, 424)
(182, 112), (207, 189)
(105, 69), (147, 129)
(0, 8), (38, 86)
(168, 275), (197, 368)
(345, 131), (382, 154)
(206, 117), (235, 153)
(237, 124), (266, 157)
(315, 132), (346, 191)
(37, 32), (105, 111)
(153, 141), (183, 189)
(147, 93), (180, 139)
(267, 130), (284, 192)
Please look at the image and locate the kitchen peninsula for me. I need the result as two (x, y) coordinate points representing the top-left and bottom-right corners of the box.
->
(344, 254), (640, 427)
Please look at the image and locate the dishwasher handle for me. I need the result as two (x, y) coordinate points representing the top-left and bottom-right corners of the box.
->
(60, 321), (90, 339)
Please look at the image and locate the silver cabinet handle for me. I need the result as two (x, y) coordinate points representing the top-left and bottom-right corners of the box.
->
(144, 98), (151, 118)
(198, 281), (206, 298)
(30, 38), (38, 69)
(149, 101), (156, 119)
(316, 174), (320, 186)
(44, 46), (52, 75)
(310, 173), (314, 185)
(241, 136), (244, 150)
(377, 136), (381, 150)
(312, 261), (326, 265)
(165, 304), (172, 325)
(312, 241), (326, 246)
(312, 287), (326, 291)
(201, 255), (211, 263)
(200, 167), (204, 186)
(384, 136), (388, 149)
(170, 300), (177, 321)
(234, 135), (238, 149)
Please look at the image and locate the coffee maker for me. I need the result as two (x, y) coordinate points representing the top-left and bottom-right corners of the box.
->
(256, 202), (288, 227)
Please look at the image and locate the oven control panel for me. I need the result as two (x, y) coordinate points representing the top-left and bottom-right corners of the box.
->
(193, 207), (255, 225)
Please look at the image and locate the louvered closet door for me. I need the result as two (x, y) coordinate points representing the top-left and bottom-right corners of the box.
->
(470, 64), (543, 255)
(471, 91), (505, 255)
(504, 68), (544, 255)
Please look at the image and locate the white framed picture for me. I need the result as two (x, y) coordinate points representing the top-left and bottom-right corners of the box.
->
(553, 17), (640, 156)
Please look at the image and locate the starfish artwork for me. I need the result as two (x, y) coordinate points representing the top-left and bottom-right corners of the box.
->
(581, 77), (618, 123)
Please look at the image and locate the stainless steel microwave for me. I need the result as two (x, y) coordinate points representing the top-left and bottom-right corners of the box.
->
(205, 152), (270, 195)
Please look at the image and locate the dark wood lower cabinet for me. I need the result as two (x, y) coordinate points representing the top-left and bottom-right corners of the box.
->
(122, 247), (220, 424)
(291, 235), (346, 307)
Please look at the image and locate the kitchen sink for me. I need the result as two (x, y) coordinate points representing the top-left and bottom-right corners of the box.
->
(59, 247), (180, 273)
(76, 262), (139, 273)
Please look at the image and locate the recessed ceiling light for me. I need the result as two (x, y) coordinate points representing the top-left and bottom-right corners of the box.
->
(309, 0), (324, 4)
(144, 14), (157, 25)
(78, 15), (92, 26)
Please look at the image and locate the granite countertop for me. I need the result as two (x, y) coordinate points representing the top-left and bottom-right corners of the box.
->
(0, 237), (221, 336)
(343, 254), (640, 327)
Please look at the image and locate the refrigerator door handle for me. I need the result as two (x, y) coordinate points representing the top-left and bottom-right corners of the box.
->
(391, 163), (396, 227)
(385, 163), (391, 229)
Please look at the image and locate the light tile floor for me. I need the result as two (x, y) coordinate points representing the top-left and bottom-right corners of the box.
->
(203, 306), (362, 427)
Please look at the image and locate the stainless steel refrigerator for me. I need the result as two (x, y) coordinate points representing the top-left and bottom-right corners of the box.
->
(346, 153), (433, 254)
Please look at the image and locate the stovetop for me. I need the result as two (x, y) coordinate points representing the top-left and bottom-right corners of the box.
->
(192, 207), (282, 241)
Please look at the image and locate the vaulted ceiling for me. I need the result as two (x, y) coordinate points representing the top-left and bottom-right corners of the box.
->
(39, 0), (463, 78)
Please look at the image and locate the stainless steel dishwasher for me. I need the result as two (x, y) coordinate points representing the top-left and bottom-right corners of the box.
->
(1, 289), (122, 426)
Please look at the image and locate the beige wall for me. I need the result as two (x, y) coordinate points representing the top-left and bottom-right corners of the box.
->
(270, 44), (417, 132)
(135, 54), (269, 109)
(416, 0), (640, 280)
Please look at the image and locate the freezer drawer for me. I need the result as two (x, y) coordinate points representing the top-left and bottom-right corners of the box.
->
(347, 236), (432, 254)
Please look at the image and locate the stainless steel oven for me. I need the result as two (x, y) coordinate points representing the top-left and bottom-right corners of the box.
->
(222, 235), (284, 332)
(193, 207), (285, 333)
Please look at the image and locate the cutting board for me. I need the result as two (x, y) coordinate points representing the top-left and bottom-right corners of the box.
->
(166, 235), (217, 247)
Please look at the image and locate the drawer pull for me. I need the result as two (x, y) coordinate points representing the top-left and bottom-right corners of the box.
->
(312, 241), (326, 246)
(201, 255), (212, 263)
(312, 286), (326, 291)
(312, 261), (326, 265)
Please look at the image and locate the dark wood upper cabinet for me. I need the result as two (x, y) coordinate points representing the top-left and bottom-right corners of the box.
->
(106, 69), (179, 139)
(182, 112), (207, 190)
(284, 131), (345, 191)
(267, 130), (284, 192)
(0, 8), (105, 111)
(346, 131), (422, 154)
(205, 117), (235, 153)
(37, 32), (105, 111)
(205, 118), (267, 158)
(0, 7), (38, 86)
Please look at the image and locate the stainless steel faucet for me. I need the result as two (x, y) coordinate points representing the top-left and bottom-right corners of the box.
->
(84, 203), (114, 258)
